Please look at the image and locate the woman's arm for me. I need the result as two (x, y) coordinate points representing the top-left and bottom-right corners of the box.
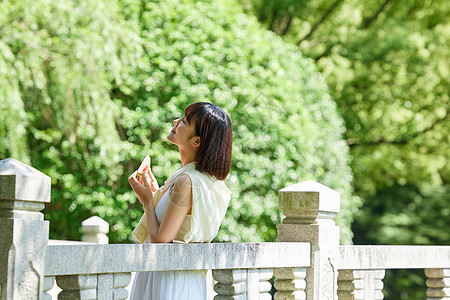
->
(129, 173), (192, 243)
(144, 175), (192, 243)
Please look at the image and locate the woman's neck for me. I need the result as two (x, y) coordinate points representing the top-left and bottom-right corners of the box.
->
(179, 148), (197, 166)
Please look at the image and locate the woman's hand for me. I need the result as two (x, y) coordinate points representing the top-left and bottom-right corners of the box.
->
(129, 171), (154, 209)
(146, 168), (159, 193)
(137, 167), (159, 193)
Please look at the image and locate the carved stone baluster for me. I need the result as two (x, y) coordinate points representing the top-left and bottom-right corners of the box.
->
(97, 274), (114, 299)
(372, 270), (384, 300)
(337, 270), (357, 300)
(358, 270), (384, 300)
(213, 268), (273, 299)
(56, 274), (97, 300)
(425, 268), (450, 299)
(56, 272), (131, 300)
(274, 267), (307, 299)
(213, 269), (247, 299)
(113, 272), (132, 300)
(337, 269), (385, 300)
(245, 269), (274, 299)
(258, 269), (274, 300)
(42, 276), (55, 300)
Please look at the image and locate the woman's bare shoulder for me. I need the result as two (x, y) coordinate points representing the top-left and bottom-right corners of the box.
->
(173, 174), (192, 189)
(170, 175), (193, 206)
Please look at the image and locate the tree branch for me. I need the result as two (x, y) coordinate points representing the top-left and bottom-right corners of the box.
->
(297, 0), (344, 45)
(269, 9), (278, 31)
(274, 15), (289, 35)
(361, 0), (392, 29)
(114, 116), (127, 141)
(347, 110), (449, 147)
(258, 5), (266, 22)
(281, 16), (293, 36)
(139, 0), (145, 21)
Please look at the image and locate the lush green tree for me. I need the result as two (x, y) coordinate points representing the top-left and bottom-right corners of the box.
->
(354, 184), (450, 246)
(114, 0), (359, 243)
(242, 0), (449, 298)
(1, 0), (357, 244)
(0, 0), (143, 240)
(244, 0), (449, 199)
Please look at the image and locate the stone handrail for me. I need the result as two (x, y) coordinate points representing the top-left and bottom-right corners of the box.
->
(45, 242), (310, 276)
(336, 245), (450, 300)
(338, 245), (450, 269)
(1, 158), (450, 300)
(43, 242), (311, 299)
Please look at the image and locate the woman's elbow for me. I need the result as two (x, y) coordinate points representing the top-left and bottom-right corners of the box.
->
(150, 235), (174, 243)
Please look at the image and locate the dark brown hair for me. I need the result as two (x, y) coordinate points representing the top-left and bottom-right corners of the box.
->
(184, 102), (232, 180)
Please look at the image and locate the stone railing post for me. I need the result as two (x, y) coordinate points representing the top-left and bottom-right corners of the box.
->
(425, 268), (450, 299)
(0, 158), (51, 300)
(275, 180), (340, 300)
(81, 216), (109, 244)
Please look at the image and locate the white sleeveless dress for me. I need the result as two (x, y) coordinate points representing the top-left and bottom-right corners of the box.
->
(129, 188), (207, 299)
(129, 163), (231, 300)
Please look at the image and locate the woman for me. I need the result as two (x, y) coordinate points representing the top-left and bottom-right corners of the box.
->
(128, 102), (232, 299)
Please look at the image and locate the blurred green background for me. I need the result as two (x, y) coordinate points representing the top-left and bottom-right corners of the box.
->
(1, 0), (448, 298)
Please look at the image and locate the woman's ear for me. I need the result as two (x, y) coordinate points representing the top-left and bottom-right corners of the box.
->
(192, 136), (201, 148)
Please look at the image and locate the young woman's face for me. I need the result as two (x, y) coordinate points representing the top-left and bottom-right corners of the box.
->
(167, 116), (199, 148)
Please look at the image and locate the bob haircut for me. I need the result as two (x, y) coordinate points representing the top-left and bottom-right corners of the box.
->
(184, 102), (232, 180)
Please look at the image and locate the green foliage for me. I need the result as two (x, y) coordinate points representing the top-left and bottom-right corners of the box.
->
(0, 0), (142, 240)
(1, 0), (356, 243)
(353, 184), (450, 245)
(244, 0), (449, 199)
(383, 269), (427, 300)
(114, 0), (357, 243)
(242, 0), (449, 298)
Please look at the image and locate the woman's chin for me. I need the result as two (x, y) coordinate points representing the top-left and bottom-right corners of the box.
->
(166, 134), (176, 144)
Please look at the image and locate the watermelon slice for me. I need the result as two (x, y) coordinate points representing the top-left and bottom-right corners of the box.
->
(136, 155), (150, 177)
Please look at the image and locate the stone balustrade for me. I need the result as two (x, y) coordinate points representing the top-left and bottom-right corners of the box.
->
(337, 245), (450, 300)
(1, 158), (450, 300)
(44, 242), (309, 299)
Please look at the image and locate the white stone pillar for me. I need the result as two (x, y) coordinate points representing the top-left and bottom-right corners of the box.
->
(276, 180), (340, 300)
(0, 158), (51, 300)
(425, 268), (450, 299)
(81, 216), (109, 244)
